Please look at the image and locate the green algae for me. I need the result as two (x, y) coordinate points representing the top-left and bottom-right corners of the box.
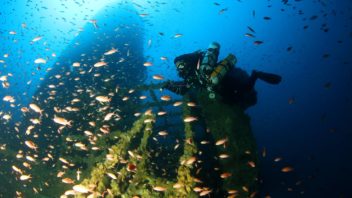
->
(196, 90), (259, 197)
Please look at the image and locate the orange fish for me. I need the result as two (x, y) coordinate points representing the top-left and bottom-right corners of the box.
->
(281, 166), (294, 172)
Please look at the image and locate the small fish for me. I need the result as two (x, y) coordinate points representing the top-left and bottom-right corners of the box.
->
(104, 113), (115, 121)
(220, 172), (232, 179)
(174, 33), (183, 38)
(160, 95), (171, 101)
(95, 96), (110, 103)
(160, 56), (168, 61)
(24, 140), (38, 150)
(183, 116), (197, 123)
(29, 118), (40, 124)
(104, 48), (118, 55)
(62, 177), (74, 184)
(74, 142), (86, 148)
(12, 165), (23, 174)
(158, 131), (168, 136)
(219, 154), (230, 159)
(59, 157), (70, 164)
(228, 190), (238, 195)
(247, 26), (256, 33)
(20, 175), (32, 181)
(32, 36), (42, 42)
(2, 114), (11, 120)
(245, 33), (255, 38)
(199, 190), (212, 196)
(254, 40), (264, 45)
(143, 62), (153, 67)
(219, 8), (228, 14)
(274, 157), (282, 162)
(153, 186), (166, 192)
(157, 111), (167, 116)
(3, 95), (15, 103)
(34, 58), (46, 64)
(152, 75), (164, 80)
(139, 95), (147, 100)
(73, 184), (90, 193)
(26, 155), (36, 162)
(193, 187), (203, 192)
(29, 104), (42, 114)
(72, 62), (80, 67)
(187, 102), (197, 107)
(106, 172), (117, 179)
(200, 140), (209, 145)
(53, 116), (72, 126)
(173, 101), (183, 106)
(128, 150), (135, 158)
(281, 166), (294, 172)
(186, 156), (197, 165)
(89, 19), (98, 29)
(122, 96), (129, 101)
(248, 161), (256, 168)
(94, 61), (107, 67)
(57, 171), (65, 178)
(215, 138), (227, 146)
(173, 183), (183, 189)
(64, 190), (76, 196)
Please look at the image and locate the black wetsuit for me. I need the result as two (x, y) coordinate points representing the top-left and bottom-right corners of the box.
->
(166, 51), (258, 109)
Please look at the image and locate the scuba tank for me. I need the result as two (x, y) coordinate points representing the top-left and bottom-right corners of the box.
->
(210, 53), (237, 85)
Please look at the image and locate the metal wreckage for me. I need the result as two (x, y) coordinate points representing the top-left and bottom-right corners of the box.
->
(0, 2), (258, 198)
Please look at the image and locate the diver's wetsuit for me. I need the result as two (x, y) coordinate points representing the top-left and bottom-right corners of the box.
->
(165, 50), (259, 108)
(164, 43), (282, 109)
(165, 50), (205, 95)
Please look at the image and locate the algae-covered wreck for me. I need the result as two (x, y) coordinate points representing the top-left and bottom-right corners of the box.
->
(0, 2), (259, 197)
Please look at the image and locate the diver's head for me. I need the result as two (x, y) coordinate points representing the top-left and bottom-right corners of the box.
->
(208, 41), (220, 56)
(175, 61), (189, 78)
(208, 42), (220, 50)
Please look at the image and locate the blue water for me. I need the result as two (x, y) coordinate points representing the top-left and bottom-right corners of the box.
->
(1, 0), (351, 197)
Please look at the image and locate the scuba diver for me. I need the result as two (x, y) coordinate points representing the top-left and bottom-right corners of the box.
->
(163, 42), (282, 109)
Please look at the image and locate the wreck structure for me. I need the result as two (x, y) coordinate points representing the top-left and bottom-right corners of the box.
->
(0, 2), (258, 197)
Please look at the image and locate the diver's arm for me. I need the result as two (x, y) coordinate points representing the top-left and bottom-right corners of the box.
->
(163, 81), (189, 95)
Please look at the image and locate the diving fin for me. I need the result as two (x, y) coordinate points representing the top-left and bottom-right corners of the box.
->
(253, 70), (282, 84)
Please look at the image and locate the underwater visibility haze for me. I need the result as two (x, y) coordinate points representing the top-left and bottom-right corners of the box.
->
(0, 0), (351, 197)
